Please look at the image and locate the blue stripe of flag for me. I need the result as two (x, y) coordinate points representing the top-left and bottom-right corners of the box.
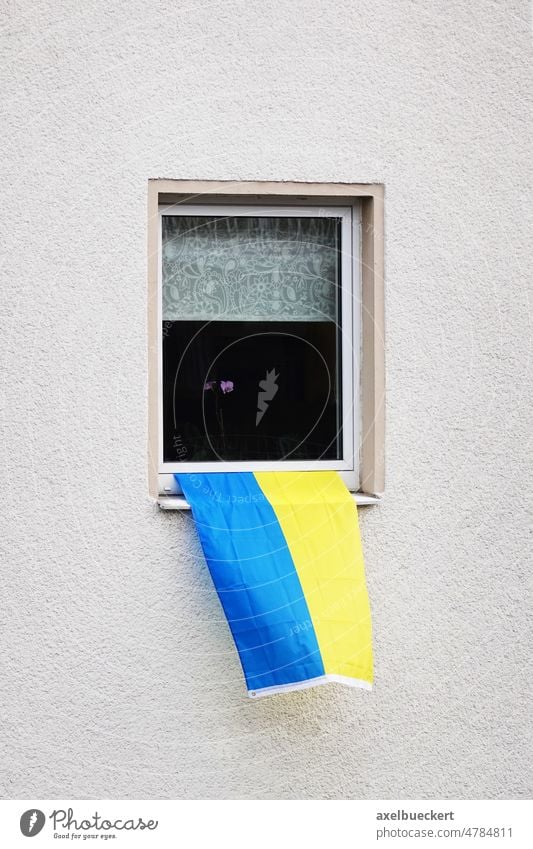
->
(177, 473), (325, 691)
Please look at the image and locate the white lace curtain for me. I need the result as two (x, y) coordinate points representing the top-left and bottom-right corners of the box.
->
(162, 215), (340, 322)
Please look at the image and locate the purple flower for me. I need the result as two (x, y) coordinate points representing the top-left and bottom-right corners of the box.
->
(203, 379), (234, 393)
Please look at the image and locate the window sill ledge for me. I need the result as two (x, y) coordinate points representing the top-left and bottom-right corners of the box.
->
(157, 493), (382, 510)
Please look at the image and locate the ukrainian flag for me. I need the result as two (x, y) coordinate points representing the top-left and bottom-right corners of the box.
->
(177, 472), (373, 698)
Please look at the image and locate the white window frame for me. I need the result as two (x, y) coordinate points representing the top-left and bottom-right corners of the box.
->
(157, 201), (362, 493)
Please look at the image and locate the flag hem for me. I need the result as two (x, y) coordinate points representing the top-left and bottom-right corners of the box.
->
(248, 674), (373, 699)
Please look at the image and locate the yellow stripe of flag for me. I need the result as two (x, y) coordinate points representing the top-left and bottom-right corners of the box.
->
(254, 471), (373, 685)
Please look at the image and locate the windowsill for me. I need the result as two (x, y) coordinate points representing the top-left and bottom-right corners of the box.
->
(157, 492), (381, 510)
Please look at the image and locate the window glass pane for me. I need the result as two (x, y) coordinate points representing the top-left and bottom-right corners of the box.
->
(162, 215), (343, 462)
(162, 216), (338, 321)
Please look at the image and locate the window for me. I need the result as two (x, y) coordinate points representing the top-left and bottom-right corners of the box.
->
(148, 181), (384, 503)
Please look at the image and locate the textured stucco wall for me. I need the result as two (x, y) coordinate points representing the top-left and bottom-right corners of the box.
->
(1, 0), (531, 800)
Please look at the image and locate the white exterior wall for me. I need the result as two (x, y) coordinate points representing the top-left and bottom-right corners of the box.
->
(1, 1), (531, 799)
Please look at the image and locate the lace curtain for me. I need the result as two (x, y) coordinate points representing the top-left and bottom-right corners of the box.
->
(162, 215), (340, 322)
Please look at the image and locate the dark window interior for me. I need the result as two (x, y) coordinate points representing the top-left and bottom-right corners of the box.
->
(163, 321), (342, 462)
